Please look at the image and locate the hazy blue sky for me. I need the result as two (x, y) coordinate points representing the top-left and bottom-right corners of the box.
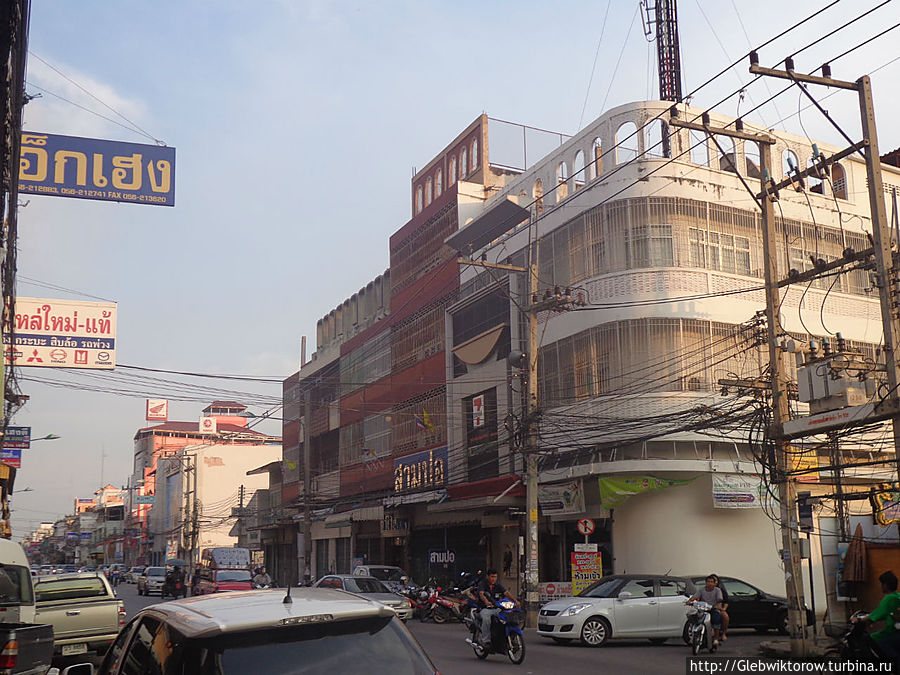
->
(10, 0), (900, 536)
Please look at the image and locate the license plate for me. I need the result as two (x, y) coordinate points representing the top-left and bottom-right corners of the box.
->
(61, 643), (88, 656)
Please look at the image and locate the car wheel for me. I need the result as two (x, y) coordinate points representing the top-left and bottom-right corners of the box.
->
(551, 637), (572, 644)
(776, 610), (788, 635)
(579, 617), (610, 647)
(649, 638), (668, 645)
(691, 625), (705, 655)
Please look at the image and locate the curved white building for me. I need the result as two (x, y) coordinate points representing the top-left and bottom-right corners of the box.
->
(446, 100), (898, 600)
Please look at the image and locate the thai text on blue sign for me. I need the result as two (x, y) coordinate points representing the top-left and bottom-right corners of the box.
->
(134, 494), (155, 505)
(19, 131), (175, 206)
(2, 426), (30, 449)
(0, 448), (21, 468)
(394, 446), (447, 493)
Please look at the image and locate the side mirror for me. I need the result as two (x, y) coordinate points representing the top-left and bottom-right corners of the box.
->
(617, 591), (632, 601)
(61, 665), (95, 675)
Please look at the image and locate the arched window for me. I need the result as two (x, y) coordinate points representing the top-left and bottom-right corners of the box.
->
(745, 141), (761, 179)
(690, 129), (709, 166)
(832, 163), (847, 199)
(415, 186), (423, 214)
(717, 136), (737, 174)
(573, 151), (585, 189)
(471, 139), (479, 170)
(533, 178), (544, 214)
(646, 120), (669, 159)
(449, 157), (457, 185)
(460, 148), (468, 178)
(556, 161), (569, 200)
(436, 169), (443, 196)
(591, 138), (603, 179)
(425, 178), (433, 206)
(782, 149), (799, 181)
(616, 121), (638, 164)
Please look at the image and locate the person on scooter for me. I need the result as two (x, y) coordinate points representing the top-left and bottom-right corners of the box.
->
(853, 570), (900, 663)
(687, 575), (725, 648)
(711, 574), (730, 641)
(476, 569), (516, 647)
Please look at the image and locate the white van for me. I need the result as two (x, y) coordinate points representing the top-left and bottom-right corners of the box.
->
(0, 539), (36, 622)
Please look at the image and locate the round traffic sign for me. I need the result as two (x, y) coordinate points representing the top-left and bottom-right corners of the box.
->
(577, 518), (595, 535)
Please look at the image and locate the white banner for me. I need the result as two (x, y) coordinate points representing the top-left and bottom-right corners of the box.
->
(6, 297), (117, 369)
(712, 473), (764, 509)
(539, 581), (573, 602)
(199, 416), (217, 434)
(539, 480), (585, 515)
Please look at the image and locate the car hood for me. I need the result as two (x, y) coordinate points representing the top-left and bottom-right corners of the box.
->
(363, 592), (406, 606)
(541, 596), (605, 611)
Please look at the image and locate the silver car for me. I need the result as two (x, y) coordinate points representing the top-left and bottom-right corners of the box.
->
(315, 574), (414, 621)
(537, 574), (695, 647)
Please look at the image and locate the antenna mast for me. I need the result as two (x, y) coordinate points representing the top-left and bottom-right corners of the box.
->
(643, 0), (683, 102)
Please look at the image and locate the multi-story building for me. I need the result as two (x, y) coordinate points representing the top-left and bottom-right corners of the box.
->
(149, 441), (281, 567)
(448, 100), (899, 599)
(128, 401), (277, 565)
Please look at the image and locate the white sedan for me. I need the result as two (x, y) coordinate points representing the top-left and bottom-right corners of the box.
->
(536, 575), (695, 647)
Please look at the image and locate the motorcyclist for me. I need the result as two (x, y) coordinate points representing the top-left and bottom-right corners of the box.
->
(476, 568), (516, 647)
(165, 565), (184, 596)
(686, 575), (725, 648)
(252, 566), (272, 588)
(110, 567), (121, 587)
(853, 570), (900, 663)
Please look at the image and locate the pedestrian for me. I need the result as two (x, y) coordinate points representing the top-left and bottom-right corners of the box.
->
(711, 574), (730, 641)
(502, 545), (513, 577)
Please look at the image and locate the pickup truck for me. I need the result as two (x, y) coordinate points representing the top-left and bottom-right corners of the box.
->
(0, 622), (54, 674)
(34, 573), (124, 660)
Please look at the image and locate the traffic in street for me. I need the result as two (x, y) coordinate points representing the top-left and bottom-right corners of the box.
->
(103, 580), (773, 675)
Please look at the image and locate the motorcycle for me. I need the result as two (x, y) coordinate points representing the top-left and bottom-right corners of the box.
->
(464, 599), (526, 665)
(162, 577), (187, 599)
(685, 600), (717, 655)
(826, 611), (894, 665)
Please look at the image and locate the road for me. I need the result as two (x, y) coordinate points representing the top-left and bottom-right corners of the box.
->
(114, 583), (773, 674)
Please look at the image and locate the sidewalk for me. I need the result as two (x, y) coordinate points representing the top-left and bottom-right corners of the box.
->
(759, 638), (834, 659)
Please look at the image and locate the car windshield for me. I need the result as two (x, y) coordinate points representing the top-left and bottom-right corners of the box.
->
(194, 616), (433, 674)
(366, 568), (407, 583)
(147, 568), (166, 577)
(217, 570), (251, 582)
(0, 565), (34, 605)
(344, 578), (390, 594)
(578, 577), (623, 599)
(36, 577), (107, 602)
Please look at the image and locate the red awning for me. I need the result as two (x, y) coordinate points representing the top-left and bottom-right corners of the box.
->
(447, 474), (525, 501)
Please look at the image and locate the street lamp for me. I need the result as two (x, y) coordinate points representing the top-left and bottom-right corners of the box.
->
(32, 434), (60, 442)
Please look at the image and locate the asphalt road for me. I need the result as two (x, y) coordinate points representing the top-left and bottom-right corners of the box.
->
(113, 583), (775, 674)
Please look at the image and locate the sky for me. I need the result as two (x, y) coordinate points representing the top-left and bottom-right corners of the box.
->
(9, 0), (900, 538)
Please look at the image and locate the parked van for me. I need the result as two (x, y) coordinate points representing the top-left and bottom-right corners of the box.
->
(0, 539), (36, 623)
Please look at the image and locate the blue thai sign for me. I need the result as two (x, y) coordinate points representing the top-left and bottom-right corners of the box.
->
(2, 426), (30, 449)
(19, 131), (175, 206)
(0, 448), (21, 468)
(393, 446), (448, 494)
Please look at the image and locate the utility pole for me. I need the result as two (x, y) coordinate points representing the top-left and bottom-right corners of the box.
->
(458, 253), (583, 627)
(669, 111), (808, 656)
(303, 389), (312, 585)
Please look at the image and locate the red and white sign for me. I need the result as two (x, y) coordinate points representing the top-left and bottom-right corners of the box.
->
(199, 416), (217, 434)
(576, 518), (595, 536)
(146, 399), (168, 421)
(472, 394), (485, 428)
(538, 581), (572, 602)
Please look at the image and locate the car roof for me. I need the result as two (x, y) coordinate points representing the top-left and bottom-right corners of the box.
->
(139, 588), (395, 638)
(322, 574), (380, 580)
(36, 572), (106, 582)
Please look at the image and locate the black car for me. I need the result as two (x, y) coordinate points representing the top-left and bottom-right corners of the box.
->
(688, 576), (812, 635)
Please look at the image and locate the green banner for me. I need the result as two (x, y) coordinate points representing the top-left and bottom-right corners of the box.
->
(597, 475), (695, 510)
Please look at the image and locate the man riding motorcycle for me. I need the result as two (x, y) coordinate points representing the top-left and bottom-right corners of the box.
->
(853, 570), (900, 664)
(476, 569), (516, 647)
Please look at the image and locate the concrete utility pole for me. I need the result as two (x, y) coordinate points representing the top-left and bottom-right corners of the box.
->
(458, 251), (582, 627)
(303, 389), (312, 585)
(669, 111), (808, 656)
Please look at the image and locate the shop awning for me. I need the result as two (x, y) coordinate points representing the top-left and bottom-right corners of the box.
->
(383, 489), (446, 508)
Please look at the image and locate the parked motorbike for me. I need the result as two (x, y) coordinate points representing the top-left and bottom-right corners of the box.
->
(464, 599), (526, 664)
(685, 600), (717, 655)
(826, 611), (894, 665)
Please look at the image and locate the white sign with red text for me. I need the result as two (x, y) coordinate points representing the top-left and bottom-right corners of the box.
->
(146, 399), (168, 421)
(472, 394), (485, 428)
(5, 297), (117, 369)
(199, 416), (217, 434)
